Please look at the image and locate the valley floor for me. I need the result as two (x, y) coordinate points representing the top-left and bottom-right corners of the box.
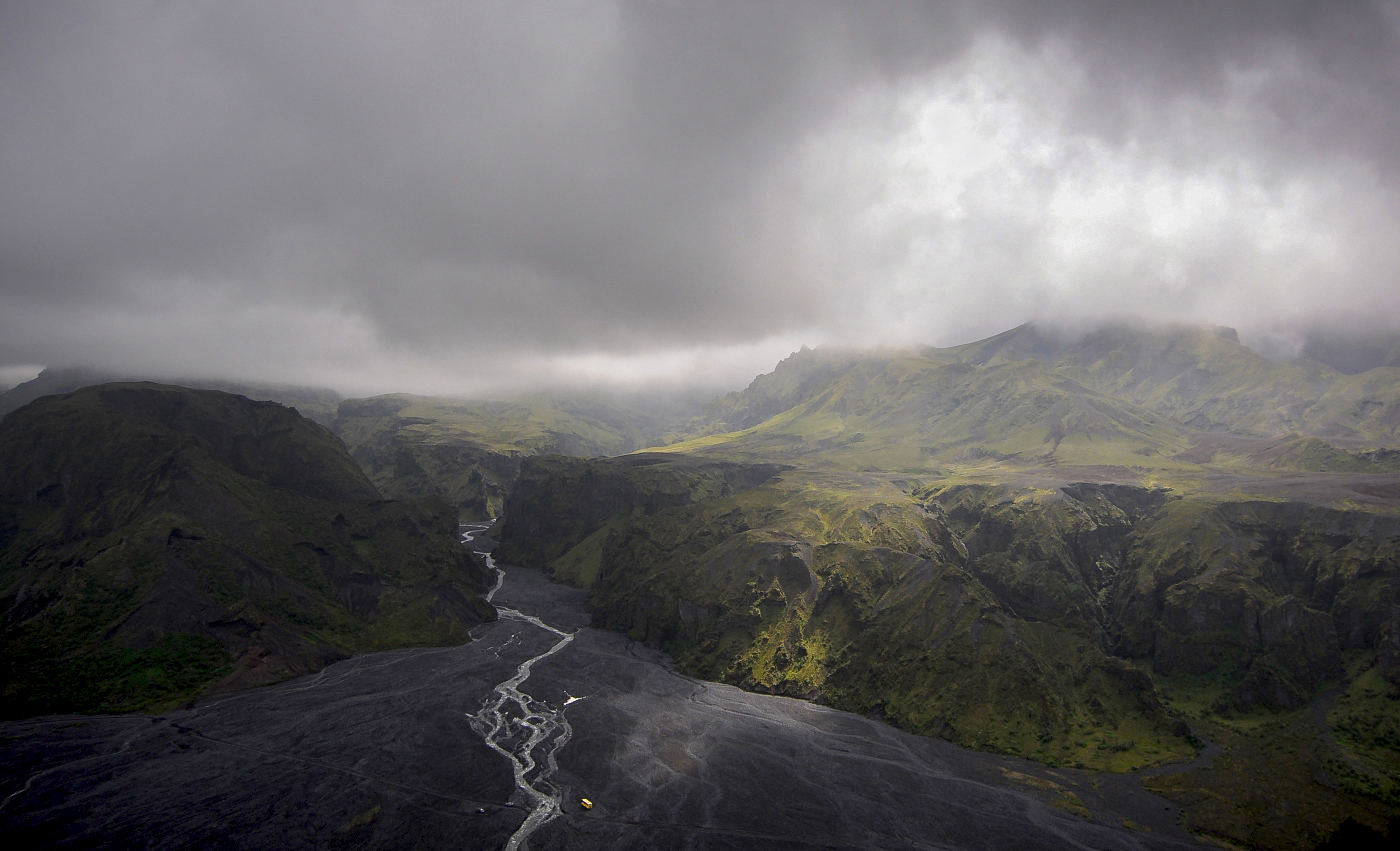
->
(0, 561), (1215, 850)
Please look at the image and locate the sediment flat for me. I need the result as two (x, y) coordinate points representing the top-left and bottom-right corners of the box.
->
(0, 562), (1208, 850)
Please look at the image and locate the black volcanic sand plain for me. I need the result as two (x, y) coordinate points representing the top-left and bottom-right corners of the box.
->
(0, 561), (1209, 850)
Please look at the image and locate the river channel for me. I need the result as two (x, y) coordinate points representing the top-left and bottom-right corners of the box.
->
(0, 525), (1209, 850)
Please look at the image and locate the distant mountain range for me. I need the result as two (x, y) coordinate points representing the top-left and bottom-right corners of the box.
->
(669, 323), (1400, 471)
(9, 322), (1396, 519)
(1, 372), (692, 521)
(6, 322), (1400, 847)
(332, 392), (680, 519)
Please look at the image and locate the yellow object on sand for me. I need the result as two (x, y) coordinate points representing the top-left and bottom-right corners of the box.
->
(580, 798), (593, 810)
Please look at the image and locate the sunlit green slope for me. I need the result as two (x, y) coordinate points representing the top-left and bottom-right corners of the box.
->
(664, 346), (1191, 470)
(657, 324), (1400, 488)
(950, 323), (1400, 442)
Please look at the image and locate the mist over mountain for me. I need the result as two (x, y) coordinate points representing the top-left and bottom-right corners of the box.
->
(332, 392), (687, 519)
(5, 2), (1400, 848)
(1300, 331), (1400, 375)
(3, 2), (1400, 396)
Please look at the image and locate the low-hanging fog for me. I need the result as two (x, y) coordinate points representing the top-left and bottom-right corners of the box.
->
(2, 1), (1398, 397)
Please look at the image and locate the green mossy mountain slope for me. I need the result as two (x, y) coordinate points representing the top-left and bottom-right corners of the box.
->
(668, 351), (1192, 470)
(666, 324), (1400, 477)
(499, 453), (1400, 845)
(0, 383), (494, 718)
(493, 322), (1400, 848)
(952, 323), (1400, 443)
(499, 456), (1199, 771)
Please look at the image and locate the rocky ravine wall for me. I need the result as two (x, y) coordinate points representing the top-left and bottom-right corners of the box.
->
(498, 454), (1400, 770)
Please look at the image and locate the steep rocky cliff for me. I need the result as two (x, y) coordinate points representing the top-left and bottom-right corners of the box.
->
(499, 456), (1204, 770)
(508, 460), (1395, 733)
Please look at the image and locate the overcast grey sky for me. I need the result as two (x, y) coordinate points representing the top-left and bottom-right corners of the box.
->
(2, 1), (1398, 396)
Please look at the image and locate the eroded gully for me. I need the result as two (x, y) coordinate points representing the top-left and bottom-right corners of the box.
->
(461, 522), (581, 851)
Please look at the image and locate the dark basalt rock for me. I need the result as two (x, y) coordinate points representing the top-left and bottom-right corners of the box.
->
(496, 453), (787, 570)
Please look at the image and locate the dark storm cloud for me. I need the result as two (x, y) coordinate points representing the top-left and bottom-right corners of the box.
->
(1, 1), (1398, 395)
(1002, 0), (1400, 164)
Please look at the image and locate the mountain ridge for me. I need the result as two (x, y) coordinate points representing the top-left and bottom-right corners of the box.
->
(0, 383), (494, 718)
(656, 323), (1400, 487)
(0, 367), (344, 427)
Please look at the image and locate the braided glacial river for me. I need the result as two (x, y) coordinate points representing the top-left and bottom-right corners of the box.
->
(462, 523), (580, 851)
(0, 522), (1208, 850)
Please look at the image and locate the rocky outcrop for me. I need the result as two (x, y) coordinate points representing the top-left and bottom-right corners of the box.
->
(1156, 588), (1342, 711)
(1123, 501), (1398, 709)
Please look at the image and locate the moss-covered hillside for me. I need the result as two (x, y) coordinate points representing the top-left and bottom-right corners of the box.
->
(500, 454), (1400, 845)
(666, 323), (1400, 478)
(499, 456), (1203, 770)
(0, 383), (494, 719)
